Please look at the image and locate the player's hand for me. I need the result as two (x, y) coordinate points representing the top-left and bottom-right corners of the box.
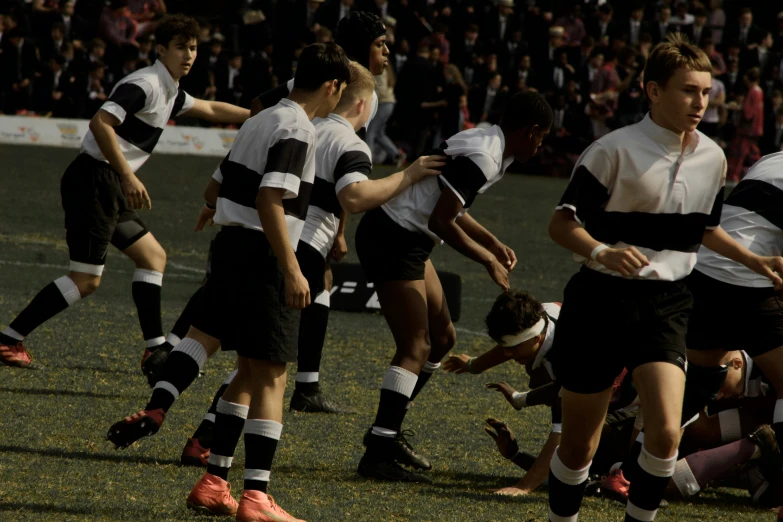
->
(484, 417), (519, 459)
(595, 246), (649, 277)
(443, 353), (472, 373)
(330, 234), (348, 262)
(489, 240), (517, 271)
(486, 382), (524, 410)
(485, 257), (510, 291)
(284, 269), (311, 309)
(404, 155), (446, 182)
(748, 255), (783, 289)
(195, 205), (216, 231)
(121, 173), (151, 209)
(491, 485), (533, 496)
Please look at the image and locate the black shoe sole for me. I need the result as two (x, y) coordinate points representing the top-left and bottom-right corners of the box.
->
(357, 456), (432, 483)
(107, 417), (160, 449)
(289, 393), (350, 414)
(141, 349), (169, 388)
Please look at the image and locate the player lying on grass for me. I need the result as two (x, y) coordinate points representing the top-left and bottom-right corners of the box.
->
(0, 15), (249, 380)
(354, 91), (553, 483)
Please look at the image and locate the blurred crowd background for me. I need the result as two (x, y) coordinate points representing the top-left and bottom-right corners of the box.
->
(0, 0), (780, 177)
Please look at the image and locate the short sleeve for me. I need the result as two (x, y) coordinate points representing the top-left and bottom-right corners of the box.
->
(101, 79), (151, 123)
(438, 153), (493, 208)
(173, 89), (195, 118)
(334, 148), (372, 194)
(255, 82), (291, 111)
(556, 142), (615, 224)
(260, 127), (313, 199)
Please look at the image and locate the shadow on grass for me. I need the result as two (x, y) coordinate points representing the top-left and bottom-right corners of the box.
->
(0, 444), (181, 466)
(0, 502), (95, 515)
(0, 386), (141, 399)
(57, 364), (136, 376)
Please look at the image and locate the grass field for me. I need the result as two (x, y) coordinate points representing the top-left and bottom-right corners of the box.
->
(0, 144), (771, 521)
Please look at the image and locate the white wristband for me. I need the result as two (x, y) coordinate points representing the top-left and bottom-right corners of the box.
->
(511, 391), (528, 409)
(590, 244), (609, 261)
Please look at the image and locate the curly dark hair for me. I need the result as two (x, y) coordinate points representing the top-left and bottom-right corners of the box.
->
(485, 290), (545, 343)
(154, 14), (200, 49)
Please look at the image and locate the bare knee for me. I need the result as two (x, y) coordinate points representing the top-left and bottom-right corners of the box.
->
(430, 324), (456, 359)
(129, 237), (167, 272)
(644, 424), (682, 458)
(323, 265), (333, 292)
(557, 438), (597, 470)
(68, 272), (101, 296)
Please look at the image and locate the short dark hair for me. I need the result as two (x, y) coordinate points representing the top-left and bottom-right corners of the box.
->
(501, 91), (553, 133)
(485, 291), (544, 343)
(293, 42), (351, 92)
(746, 66), (760, 83)
(154, 14), (200, 49)
(466, 23), (479, 33)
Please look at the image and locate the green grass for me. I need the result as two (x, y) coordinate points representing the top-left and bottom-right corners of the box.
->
(0, 145), (770, 521)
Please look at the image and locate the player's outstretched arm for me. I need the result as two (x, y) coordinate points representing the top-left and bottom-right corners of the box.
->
(443, 345), (508, 374)
(430, 189), (510, 290)
(702, 226), (783, 288)
(493, 431), (561, 496)
(183, 98), (250, 124)
(456, 213), (517, 270)
(337, 155), (445, 214)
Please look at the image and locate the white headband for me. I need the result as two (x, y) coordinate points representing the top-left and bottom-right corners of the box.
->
(499, 318), (546, 348)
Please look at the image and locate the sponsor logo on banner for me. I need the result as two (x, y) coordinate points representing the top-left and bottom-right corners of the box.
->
(0, 125), (39, 143)
(56, 122), (83, 144)
(218, 132), (236, 149)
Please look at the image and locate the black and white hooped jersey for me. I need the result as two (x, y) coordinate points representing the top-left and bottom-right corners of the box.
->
(696, 152), (783, 288)
(212, 98), (316, 244)
(82, 60), (194, 172)
(556, 113), (726, 281)
(382, 125), (514, 242)
(299, 114), (372, 258)
(741, 351), (771, 398)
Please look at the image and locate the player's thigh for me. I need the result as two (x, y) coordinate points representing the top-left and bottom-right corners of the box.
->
(633, 361), (686, 457)
(751, 345), (783, 394)
(423, 259), (455, 353)
(120, 229), (165, 271)
(376, 279), (430, 352)
(558, 387), (614, 469)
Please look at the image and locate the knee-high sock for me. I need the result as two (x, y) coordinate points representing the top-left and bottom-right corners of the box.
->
(167, 285), (206, 347)
(1, 276), (81, 344)
(548, 448), (590, 521)
(621, 436), (644, 483)
(718, 408), (742, 443)
(625, 447), (677, 522)
(193, 369), (238, 446)
(295, 291), (330, 395)
(206, 399), (249, 480)
(671, 438), (757, 498)
(244, 419), (283, 492)
(370, 366), (417, 440)
(146, 338), (208, 412)
(132, 269), (166, 350)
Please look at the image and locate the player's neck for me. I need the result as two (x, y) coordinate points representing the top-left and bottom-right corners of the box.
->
(337, 111), (363, 131)
(288, 89), (327, 121)
(160, 61), (182, 82)
(649, 109), (688, 150)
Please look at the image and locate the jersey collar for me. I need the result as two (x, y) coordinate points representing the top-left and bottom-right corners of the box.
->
(639, 112), (700, 156)
(279, 97), (309, 120)
(326, 113), (354, 131)
(153, 59), (179, 99)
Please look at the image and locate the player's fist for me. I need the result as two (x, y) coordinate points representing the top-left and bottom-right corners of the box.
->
(195, 204), (216, 231)
(404, 155), (446, 182)
(121, 173), (151, 210)
(484, 417), (519, 459)
(748, 255), (783, 289)
(330, 234), (348, 262)
(489, 239), (517, 271)
(284, 269), (310, 310)
(595, 246), (649, 277)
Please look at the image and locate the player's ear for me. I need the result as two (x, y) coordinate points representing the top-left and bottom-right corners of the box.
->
(356, 98), (365, 115)
(732, 357), (743, 370)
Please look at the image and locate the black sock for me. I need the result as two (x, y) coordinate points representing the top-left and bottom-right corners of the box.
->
(206, 399), (248, 481)
(626, 447), (677, 522)
(548, 449), (590, 520)
(371, 366), (417, 440)
(6, 276), (81, 339)
(410, 360), (440, 402)
(621, 439), (643, 483)
(169, 285), (206, 344)
(243, 419), (282, 492)
(193, 369), (237, 446)
(146, 338), (206, 412)
(132, 269), (165, 350)
(295, 296), (329, 395)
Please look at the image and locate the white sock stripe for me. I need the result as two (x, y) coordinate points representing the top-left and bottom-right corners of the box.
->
(69, 260), (104, 276)
(636, 432), (645, 444)
(775, 399), (783, 424)
(54, 276), (81, 305)
(207, 453), (233, 468)
(204, 413), (216, 423)
(550, 448), (590, 486)
(145, 336), (167, 348)
(216, 399), (249, 419)
(314, 290), (330, 306)
(153, 380), (179, 400)
(625, 500), (657, 522)
(2, 327), (24, 341)
(223, 369), (238, 385)
(244, 469), (271, 482)
(380, 366), (418, 397)
(173, 338), (208, 368)
(719, 409), (742, 443)
(422, 361), (441, 373)
(133, 268), (163, 286)
(296, 372), (319, 383)
(166, 333), (181, 346)
(671, 459), (701, 498)
(551, 423), (563, 434)
(371, 426), (397, 438)
(548, 509), (579, 522)
(638, 447), (678, 478)
(681, 413), (700, 430)
(244, 419), (283, 440)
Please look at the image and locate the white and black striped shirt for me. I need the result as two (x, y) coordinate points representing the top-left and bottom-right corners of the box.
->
(557, 114), (726, 281)
(82, 60), (195, 172)
(696, 152), (783, 288)
(212, 98), (316, 243)
(299, 114), (372, 258)
(382, 125), (514, 242)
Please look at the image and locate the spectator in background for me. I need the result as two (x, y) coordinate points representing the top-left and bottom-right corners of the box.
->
(40, 21), (67, 61)
(651, 4), (674, 44)
(99, 0), (138, 51)
(727, 67), (764, 181)
(83, 61), (108, 118)
(614, 46), (644, 127)
(726, 7), (763, 51)
(700, 58), (727, 142)
(587, 4), (616, 43)
(52, 0), (85, 45)
(319, 0), (355, 31)
(128, 0), (167, 37)
(761, 106), (783, 154)
(761, 90), (783, 153)
(484, 0), (518, 53)
(451, 23), (484, 72)
(367, 65), (403, 166)
(707, 0), (726, 45)
(556, 4), (586, 48)
(625, 2), (647, 47)
(743, 31), (775, 78)
(32, 54), (70, 116)
(720, 56), (741, 96)
(702, 37), (726, 76)
(671, 1), (695, 31)
(440, 63), (468, 139)
(136, 34), (155, 66)
(468, 71), (506, 125)
(686, 8), (711, 47)
(215, 52), (243, 106)
(1, 27), (38, 114)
